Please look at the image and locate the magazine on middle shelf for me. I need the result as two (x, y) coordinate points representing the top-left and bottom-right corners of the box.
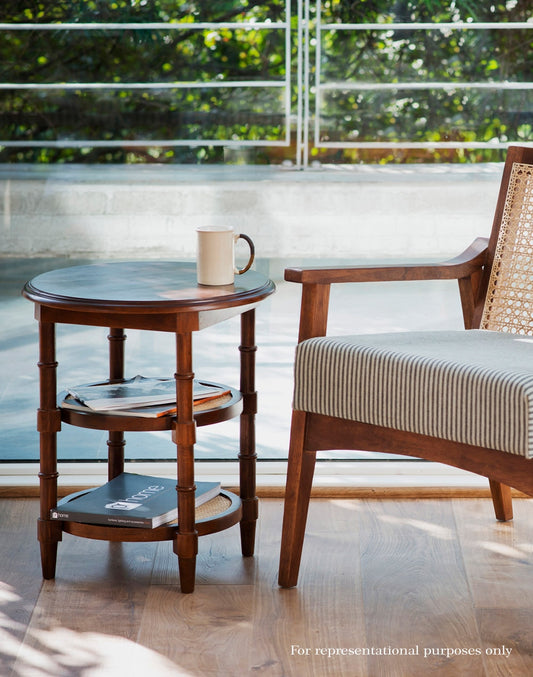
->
(63, 375), (231, 417)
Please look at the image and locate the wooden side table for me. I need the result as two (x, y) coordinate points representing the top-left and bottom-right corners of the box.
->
(23, 261), (275, 593)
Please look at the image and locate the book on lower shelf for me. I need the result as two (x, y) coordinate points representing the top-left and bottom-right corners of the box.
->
(50, 472), (221, 529)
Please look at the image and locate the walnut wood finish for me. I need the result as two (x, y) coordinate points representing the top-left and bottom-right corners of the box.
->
(23, 262), (275, 593)
(279, 145), (533, 588)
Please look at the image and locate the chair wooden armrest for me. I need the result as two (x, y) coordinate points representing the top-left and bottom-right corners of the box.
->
(286, 238), (489, 341)
(285, 237), (488, 284)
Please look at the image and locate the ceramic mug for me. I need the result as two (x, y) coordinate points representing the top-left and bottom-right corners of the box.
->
(196, 226), (255, 286)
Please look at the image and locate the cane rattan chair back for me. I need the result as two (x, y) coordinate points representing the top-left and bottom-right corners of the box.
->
(480, 160), (533, 334)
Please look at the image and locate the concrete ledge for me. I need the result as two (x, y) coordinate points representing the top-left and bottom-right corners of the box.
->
(0, 163), (503, 260)
(0, 162), (503, 183)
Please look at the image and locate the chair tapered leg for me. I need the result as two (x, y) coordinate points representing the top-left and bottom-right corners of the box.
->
(278, 410), (317, 588)
(489, 479), (513, 521)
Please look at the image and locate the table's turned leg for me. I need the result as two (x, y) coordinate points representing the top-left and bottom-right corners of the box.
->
(172, 331), (198, 593)
(107, 327), (126, 480)
(239, 309), (258, 557)
(37, 319), (62, 579)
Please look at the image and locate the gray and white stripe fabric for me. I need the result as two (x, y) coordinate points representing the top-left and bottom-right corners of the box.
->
(293, 330), (533, 458)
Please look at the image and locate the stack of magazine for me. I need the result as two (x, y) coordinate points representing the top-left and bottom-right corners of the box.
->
(61, 375), (231, 418)
(50, 472), (222, 528)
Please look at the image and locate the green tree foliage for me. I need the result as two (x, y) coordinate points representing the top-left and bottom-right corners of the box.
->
(0, 1), (531, 164)
(315, 0), (533, 163)
(0, 1), (288, 163)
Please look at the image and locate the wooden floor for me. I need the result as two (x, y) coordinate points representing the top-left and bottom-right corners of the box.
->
(2, 497), (533, 677)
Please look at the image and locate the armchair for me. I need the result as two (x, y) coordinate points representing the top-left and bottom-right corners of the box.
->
(279, 145), (533, 588)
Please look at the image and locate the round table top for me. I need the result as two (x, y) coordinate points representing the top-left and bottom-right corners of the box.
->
(23, 261), (276, 313)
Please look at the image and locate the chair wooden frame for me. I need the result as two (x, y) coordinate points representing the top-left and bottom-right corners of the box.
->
(278, 145), (533, 588)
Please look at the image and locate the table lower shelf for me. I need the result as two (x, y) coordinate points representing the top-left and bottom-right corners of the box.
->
(60, 489), (242, 542)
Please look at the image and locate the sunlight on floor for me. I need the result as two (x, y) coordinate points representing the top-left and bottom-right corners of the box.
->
(17, 629), (190, 677)
(377, 514), (455, 540)
(475, 541), (531, 561)
(0, 579), (193, 677)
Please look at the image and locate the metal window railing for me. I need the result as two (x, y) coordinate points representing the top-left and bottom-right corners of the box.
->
(0, 1), (532, 166)
(310, 2), (533, 162)
(0, 4), (293, 156)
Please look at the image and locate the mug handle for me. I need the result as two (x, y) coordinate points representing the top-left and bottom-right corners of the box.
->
(235, 233), (255, 275)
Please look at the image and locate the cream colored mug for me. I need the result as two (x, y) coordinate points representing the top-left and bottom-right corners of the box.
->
(196, 226), (255, 286)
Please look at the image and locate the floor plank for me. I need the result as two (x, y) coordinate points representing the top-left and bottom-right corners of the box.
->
(0, 500), (44, 676)
(476, 608), (533, 677)
(358, 499), (484, 677)
(254, 499), (368, 677)
(453, 498), (533, 609)
(453, 498), (533, 676)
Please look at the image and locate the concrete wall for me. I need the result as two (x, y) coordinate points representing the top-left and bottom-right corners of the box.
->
(0, 163), (503, 263)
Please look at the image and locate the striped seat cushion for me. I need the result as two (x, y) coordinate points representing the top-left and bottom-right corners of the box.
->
(294, 330), (533, 458)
